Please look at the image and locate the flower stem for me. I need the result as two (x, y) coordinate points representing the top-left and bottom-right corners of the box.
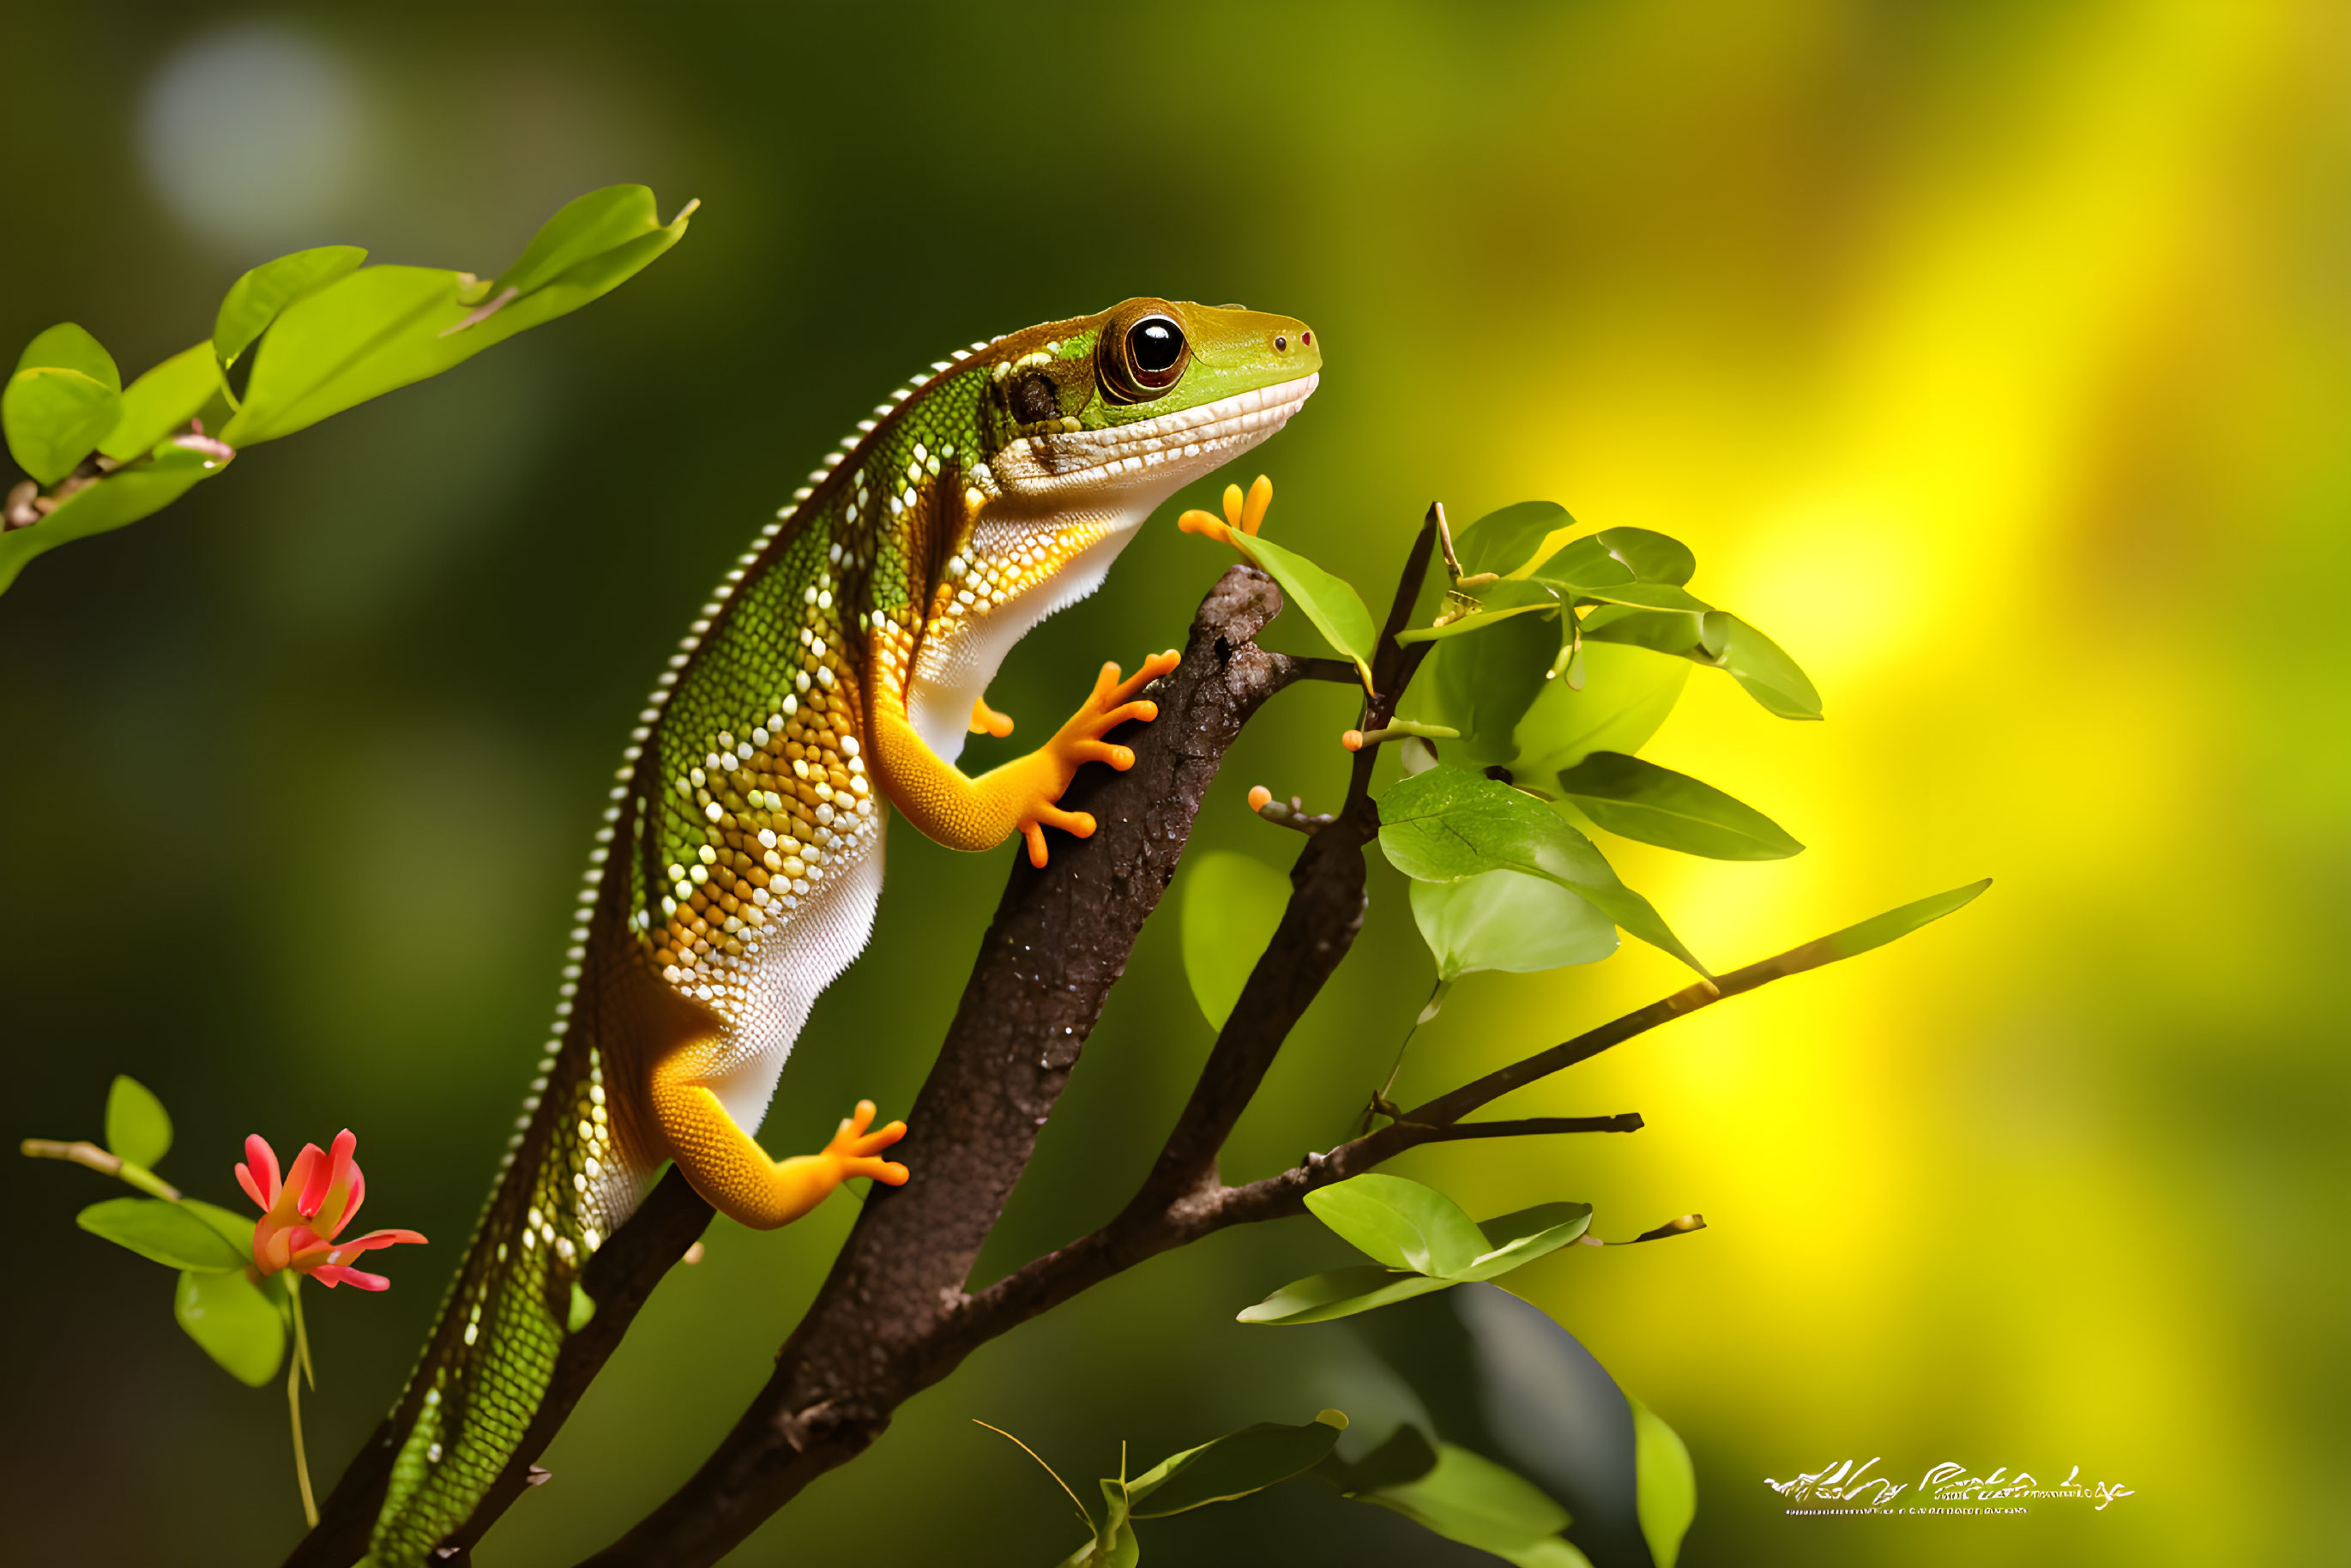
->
(285, 1277), (318, 1528)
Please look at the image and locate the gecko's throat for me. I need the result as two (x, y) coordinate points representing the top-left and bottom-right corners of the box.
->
(990, 373), (1321, 499)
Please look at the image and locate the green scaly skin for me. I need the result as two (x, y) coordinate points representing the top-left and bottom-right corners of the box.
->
(361, 299), (1319, 1564)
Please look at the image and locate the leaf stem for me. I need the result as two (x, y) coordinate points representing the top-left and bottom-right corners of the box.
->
(287, 1277), (319, 1528)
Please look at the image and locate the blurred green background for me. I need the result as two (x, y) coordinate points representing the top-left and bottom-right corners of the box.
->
(4, 3), (2345, 1564)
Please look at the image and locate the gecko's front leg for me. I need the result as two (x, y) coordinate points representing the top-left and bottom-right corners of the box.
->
(871, 650), (1180, 867)
(649, 1032), (907, 1230)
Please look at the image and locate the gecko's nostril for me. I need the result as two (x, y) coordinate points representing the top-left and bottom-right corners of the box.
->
(1274, 334), (1288, 352)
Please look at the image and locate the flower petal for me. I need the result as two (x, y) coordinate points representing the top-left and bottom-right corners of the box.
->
(302, 1129), (355, 1221)
(332, 1227), (428, 1254)
(256, 1222), (300, 1276)
(236, 1134), (282, 1209)
(310, 1263), (391, 1291)
(277, 1145), (324, 1224)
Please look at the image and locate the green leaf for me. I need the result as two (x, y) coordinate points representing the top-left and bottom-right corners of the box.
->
(1306, 1174), (1490, 1277)
(1810, 878), (1992, 964)
(213, 245), (369, 369)
(1456, 1203), (1595, 1281)
(1556, 752), (1802, 860)
(104, 1076), (172, 1167)
(1230, 529), (1379, 690)
(220, 190), (694, 447)
(1179, 850), (1291, 1030)
(1237, 1264), (1457, 1324)
(1409, 870), (1619, 983)
(1594, 527), (1696, 585)
(78, 1197), (245, 1270)
(1516, 526), (1695, 591)
(1377, 767), (1706, 973)
(1579, 606), (1703, 655)
(1317, 1421), (1440, 1493)
(1458, 501), (1570, 576)
(1054, 1516), (1137, 1568)
(1629, 1396), (1696, 1568)
(175, 1267), (285, 1387)
(1394, 597), (1558, 645)
(1356, 1440), (1586, 1568)
(181, 1197), (259, 1259)
(1127, 1411), (1348, 1517)
(5, 367), (123, 485)
(1557, 581), (1710, 614)
(1697, 612), (1821, 720)
(497, 185), (663, 298)
(1516, 532), (1630, 589)
(1506, 642), (1690, 777)
(17, 323), (121, 389)
(1052, 1475), (1136, 1568)
(99, 342), (223, 461)
(1349, 1285), (1670, 1563)
(0, 443), (226, 594)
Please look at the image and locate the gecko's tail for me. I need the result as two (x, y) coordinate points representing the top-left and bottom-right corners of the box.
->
(349, 964), (660, 1567)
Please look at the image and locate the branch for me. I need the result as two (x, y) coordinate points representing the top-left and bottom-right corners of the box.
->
(578, 566), (1303, 1567)
(958, 914), (1906, 1322)
(1287, 655), (1363, 685)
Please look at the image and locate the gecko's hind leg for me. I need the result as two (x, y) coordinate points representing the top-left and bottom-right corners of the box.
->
(650, 1042), (907, 1230)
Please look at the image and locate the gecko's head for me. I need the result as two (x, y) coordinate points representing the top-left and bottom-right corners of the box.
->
(974, 298), (1319, 509)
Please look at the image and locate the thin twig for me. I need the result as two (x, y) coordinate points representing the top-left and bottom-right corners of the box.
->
(971, 1420), (1094, 1534)
(1396, 1113), (1645, 1141)
(20, 1138), (183, 1201)
(1248, 789), (1335, 835)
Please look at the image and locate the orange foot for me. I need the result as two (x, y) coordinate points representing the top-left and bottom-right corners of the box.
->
(817, 1099), (910, 1187)
(968, 694), (1016, 738)
(1016, 650), (1180, 867)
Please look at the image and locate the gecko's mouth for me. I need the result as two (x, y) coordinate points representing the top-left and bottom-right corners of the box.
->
(990, 373), (1320, 492)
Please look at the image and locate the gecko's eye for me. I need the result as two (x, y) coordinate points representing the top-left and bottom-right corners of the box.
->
(1130, 318), (1185, 380)
(1100, 314), (1190, 403)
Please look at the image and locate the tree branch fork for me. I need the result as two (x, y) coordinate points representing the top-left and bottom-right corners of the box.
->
(292, 518), (1841, 1568)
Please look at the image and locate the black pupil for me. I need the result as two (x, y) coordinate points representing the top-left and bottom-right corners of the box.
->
(1130, 319), (1185, 375)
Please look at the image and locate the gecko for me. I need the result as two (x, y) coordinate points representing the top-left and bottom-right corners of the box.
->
(362, 298), (1321, 1564)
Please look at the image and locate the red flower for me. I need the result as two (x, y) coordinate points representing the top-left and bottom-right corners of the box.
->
(235, 1130), (426, 1291)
